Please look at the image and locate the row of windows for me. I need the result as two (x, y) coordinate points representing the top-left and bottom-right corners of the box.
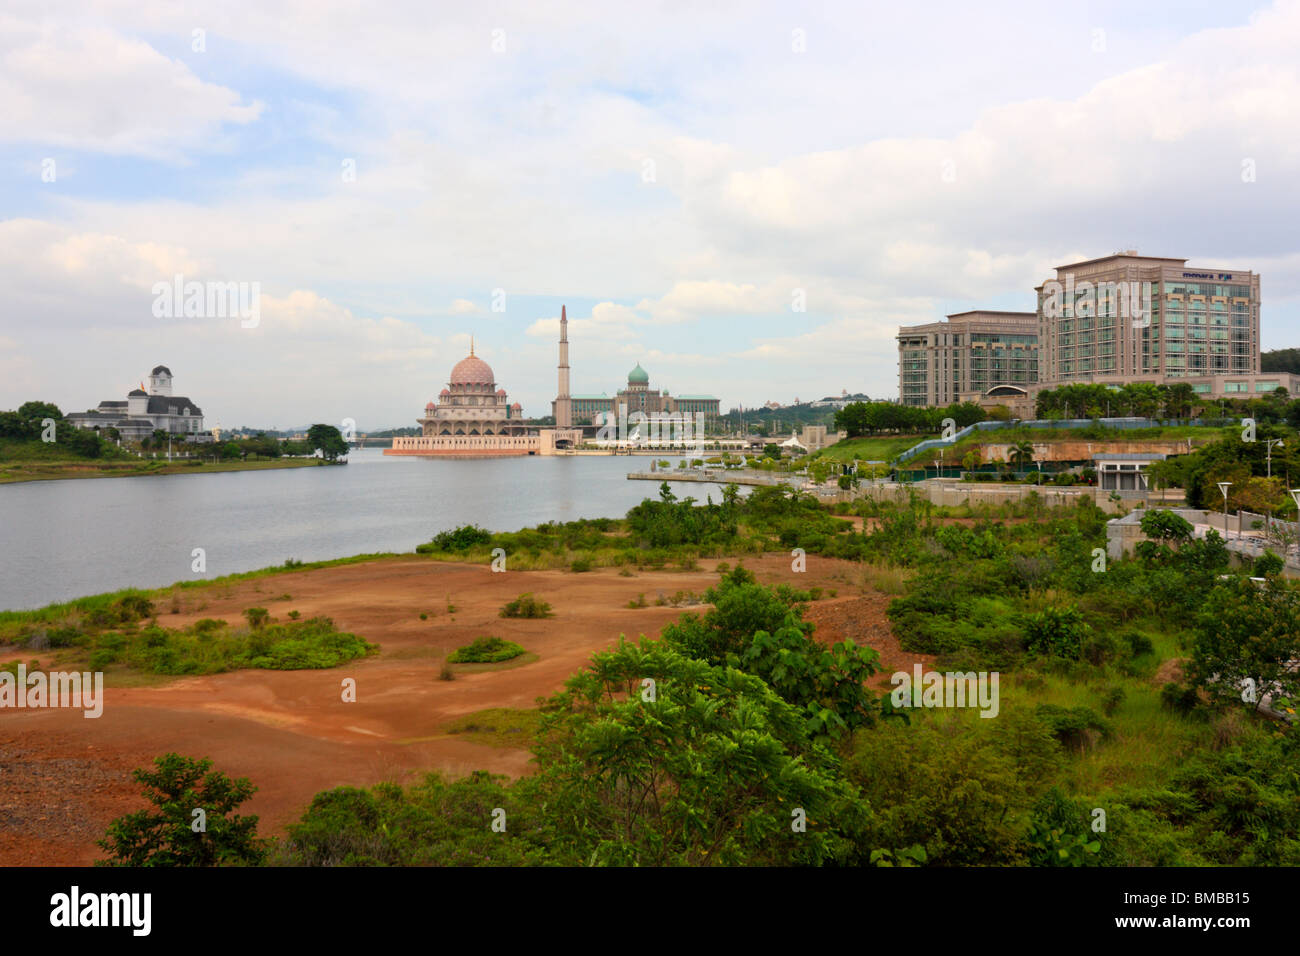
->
(1165, 283), (1252, 297)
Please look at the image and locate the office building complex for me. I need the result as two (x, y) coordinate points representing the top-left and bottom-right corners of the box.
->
(1035, 251), (1260, 387)
(897, 311), (1038, 407)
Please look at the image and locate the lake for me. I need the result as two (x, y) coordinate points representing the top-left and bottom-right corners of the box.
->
(0, 449), (742, 611)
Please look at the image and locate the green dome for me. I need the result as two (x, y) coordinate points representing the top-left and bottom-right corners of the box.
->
(627, 363), (649, 385)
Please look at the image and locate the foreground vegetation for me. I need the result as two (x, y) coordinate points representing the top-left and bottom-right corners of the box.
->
(0, 594), (376, 677)
(91, 482), (1300, 867)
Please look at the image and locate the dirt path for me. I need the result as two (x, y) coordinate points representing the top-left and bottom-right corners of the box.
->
(0, 551), (918, 865)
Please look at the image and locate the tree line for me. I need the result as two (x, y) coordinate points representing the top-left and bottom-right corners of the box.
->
(833, 400), (989, 437)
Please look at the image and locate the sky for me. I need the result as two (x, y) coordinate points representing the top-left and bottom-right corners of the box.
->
(2, 0), (1299, 430)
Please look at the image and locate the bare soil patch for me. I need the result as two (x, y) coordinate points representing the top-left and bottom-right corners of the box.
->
(0, 551), (921, 864)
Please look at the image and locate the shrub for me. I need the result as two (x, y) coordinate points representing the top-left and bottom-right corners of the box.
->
(97, 754), (265, 866)
(244, 607), (270, 629)
(88, 649), (117, 670)
(418, 524), (493, 553)
(1160, 681), (1201, 716)
(1033, 704), (1110, 750)
(448, 636), (526, 664)
(1122, 631), (1155, 657)
(1254, 550), (1285, 578)
(500, 593), (552, 619)
(1024, 606), (1089, 659)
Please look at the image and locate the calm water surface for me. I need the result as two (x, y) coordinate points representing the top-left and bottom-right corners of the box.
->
(0, 450), (740, 611)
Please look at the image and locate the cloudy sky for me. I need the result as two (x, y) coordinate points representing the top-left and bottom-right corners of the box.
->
(3, 0), (1299, 429)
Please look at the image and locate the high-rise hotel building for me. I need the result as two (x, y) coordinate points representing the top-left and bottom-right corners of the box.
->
(897, 310), (1039, 407)
(896, 251), (1295, 408)
(1034, 251), (1260, 387)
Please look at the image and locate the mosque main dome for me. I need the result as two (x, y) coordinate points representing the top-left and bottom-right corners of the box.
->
(450, 353), (495, 385)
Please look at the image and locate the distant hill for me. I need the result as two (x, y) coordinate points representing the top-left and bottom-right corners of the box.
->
(1261, 348), (1300, 374)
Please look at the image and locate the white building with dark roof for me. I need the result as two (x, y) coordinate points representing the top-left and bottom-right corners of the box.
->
(67, 366), (208, 441)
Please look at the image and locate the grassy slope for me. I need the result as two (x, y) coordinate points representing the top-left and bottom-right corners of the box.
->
(820, 423), (1252, 467)
(0, 455), (331, 484)
(814, 435), (927, 462)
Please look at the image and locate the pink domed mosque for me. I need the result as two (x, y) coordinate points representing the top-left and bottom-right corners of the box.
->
(386, 317), (581, 457)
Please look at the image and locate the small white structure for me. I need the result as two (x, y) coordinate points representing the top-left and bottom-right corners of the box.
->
(1092, 452), (1165, 491)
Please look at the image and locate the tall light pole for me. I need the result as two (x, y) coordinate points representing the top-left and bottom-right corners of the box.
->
(1218, 481), (1233, 540)
(1291, 489), (1300, 562)
(1265, 437), (1284, 479)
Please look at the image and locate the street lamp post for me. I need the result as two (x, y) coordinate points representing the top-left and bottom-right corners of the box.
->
(1218, 481), (1233, 541)
(1266, 438), (1284, 479)
(1291, 489), (1300, 563)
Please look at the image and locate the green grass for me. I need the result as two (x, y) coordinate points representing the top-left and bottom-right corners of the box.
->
(0, 455), (332, 484)
(815, 435), (926, 463)
(1, 608), (377, 678)
(441, 708), (543, 748)
(447, 636), (526, 663)
(499, 593), (553, 619)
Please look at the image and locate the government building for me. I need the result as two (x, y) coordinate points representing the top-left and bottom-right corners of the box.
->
(551, 303), (721, 428)
(67, 365), (209, 441)
(557, 362), (721, 427)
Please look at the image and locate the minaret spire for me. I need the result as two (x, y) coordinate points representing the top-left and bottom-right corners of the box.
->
(556, 305), (572, 428)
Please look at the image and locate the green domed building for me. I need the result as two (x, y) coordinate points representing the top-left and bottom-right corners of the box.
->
(555, 359), (720, 426)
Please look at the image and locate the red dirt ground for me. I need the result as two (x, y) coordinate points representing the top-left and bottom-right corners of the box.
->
(0, 552), (923, 865)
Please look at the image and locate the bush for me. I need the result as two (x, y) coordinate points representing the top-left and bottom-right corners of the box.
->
(448, 636), (526, 664)
(97, 754), (265, 866)
(1254, 550), (1285, 577)
(1024, 606), (1089, 659)
(499, 593), (553, 619)
(418, 524), (493, 553)
(1160, 681), (1201, 716)
(1122, 630), (1155, 657)
(1034, 704), (1110, 750)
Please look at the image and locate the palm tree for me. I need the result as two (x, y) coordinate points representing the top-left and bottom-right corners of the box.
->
(1009, 440), (1035, 470)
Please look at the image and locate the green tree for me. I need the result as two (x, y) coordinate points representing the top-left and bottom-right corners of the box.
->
(17, 400), (63, 425)
(1009, 440), (1035, 470)
(306, 423), (349, 460)
(530, 638), (862, 866)
(1189, 577), (1300, 713)
(96, 753), (266, 866)
(733, 622), (882, 738)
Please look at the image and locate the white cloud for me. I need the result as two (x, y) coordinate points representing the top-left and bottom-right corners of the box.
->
(0, 16), (263, 157)
(3, 0), (1299, 415)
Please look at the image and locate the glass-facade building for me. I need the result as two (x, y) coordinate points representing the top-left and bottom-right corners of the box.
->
(1034, 252), (1259, 386)
(897, 311), (1039, 407)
